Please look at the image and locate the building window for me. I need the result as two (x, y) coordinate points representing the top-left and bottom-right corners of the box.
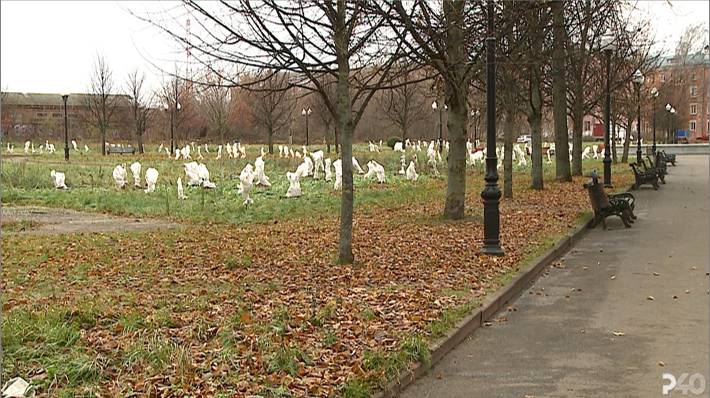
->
(583, 120), (591, 132)
(690, 86), (698, 97)
(51, 113), (61, 117)
(661, 74), (666, 82)
(690, 104), (698, 115)
(690, 120), (697, 131)
(692, 71), (697, 80)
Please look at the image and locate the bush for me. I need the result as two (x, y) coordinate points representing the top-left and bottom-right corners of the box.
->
(386, 136), (402, 149)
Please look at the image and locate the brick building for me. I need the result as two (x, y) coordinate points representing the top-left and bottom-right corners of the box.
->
(0, 92), (133, 142)
(646, 51), (709, 142)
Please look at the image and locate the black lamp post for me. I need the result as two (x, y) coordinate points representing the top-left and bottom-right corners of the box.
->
(601, 33), (616, 187)
(301, 107), (312, 146)
(650, 87), (658, 154)
(665, 103), (675, 144)
(62, 94), (69, 161)
(432, 100), (447, 153)
(481, 1), (503, 256)
(632, 69), (644, 163)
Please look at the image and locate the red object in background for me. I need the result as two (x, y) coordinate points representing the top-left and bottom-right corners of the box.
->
(697, 134), (709, 142)
(592, 123), (604, 139)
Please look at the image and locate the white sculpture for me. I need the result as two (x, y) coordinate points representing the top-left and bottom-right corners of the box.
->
(468, 150), (484, 166)
(144, 167), (159, 193)
(177, 177), (187, 200)
(184, 161), (202, 186)
(311, 150), (325, 179)
(112, 164), (128, 189)
(582, 146), (591, 160)
(238, 143), (246, 158)
(71, 140), (78, 151)
(238, 164), (256, 205)
(285, 171), (302, 198)
(278, 145), (284, 158)
(406, 160), (419, 181)
(130, 162), (142, 187)
(174, 150), (180, 160)
(393, 141), (404, 152)
(352, 156), (365, 174)
(50, 170), (67, 189)
(197, 163), (216, 188)
(180, 144), (191, 160)
(204, 143), (210, 153)
(324, 158), (333, 182)
(398, 153), (406, 175)
(197, 146), (204, 160)
(6, 143), (13, 153)
(84, 144), (90, 153)
(216, 145), (222, 160)
(592, 144), (600, 159)
(365, 160), (386, 183)
(24, 141), (30, 154)
(254, 156), (272, 187)
(333, 159), (342, 190)
(158, 143), (164, 153)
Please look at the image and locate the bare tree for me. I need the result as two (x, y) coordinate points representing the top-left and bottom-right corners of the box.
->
(86, 54), (117, 155)
(243, 71), (293, 154)
(126, 70), (151, 154)
(199, 72), (233, 144)
(551, 0), (571, 181)
(377, 70), (428, 142)
(142, 1), (406, 264)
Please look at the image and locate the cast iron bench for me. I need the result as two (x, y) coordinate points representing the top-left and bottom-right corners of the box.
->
(630, 162), (659, 190)
(661, 150), (676, 166)
(641, 155), (666, 185)
(583, 173), (635, 229)
(107, 146), (136, 155)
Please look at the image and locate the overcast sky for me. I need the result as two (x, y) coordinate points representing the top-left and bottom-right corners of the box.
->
(1, 1), (708, 95)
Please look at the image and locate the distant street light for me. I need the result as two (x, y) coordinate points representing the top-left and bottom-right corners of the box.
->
(61, 94), (69, 161)
(431, 100), (447, 153)
(600, 31), (617, 187)
(650, 87), (658, 154)
(632, 69), (645, 163)
(301, 107), (312, 146)
(665, 103), (675, 144)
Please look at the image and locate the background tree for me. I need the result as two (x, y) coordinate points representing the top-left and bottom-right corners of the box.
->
(126, 70), (151, 154)
(551, 0), (571, 182)
(377, 70), (428, 143)
(244, 71), (293, 154)
(144, 0), (406, 264)
(86, 54), (117, 155)
(199, 72), (233, 144)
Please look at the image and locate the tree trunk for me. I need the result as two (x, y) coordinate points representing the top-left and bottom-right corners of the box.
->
(101, 126), (106, 156)
(334, 127), (340, 154)
(137, 130), (144, 154)
(571, 85), (584, 176)
(335, 0), (353, 264)
(551, 0), (571, 182)
(503, 111), (514, 199)
(268, 128), (274, 154)
(442, 0), (468, 220)
(529, 74), (544, 190)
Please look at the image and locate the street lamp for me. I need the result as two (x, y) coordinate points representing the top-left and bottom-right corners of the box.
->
(632, 69), (644, 163)
(650, 87), (658, 154)
(600, 32), (616, 187)
(61, 94), (69, 161)
(432, 100), (447, 153)
(301, 107), (312, 146)
(665, 103), (675, 144)
(480, 0), (503, 256)
(670, 106), (676, 144)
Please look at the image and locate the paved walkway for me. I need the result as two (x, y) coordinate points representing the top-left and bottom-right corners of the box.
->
(402, 155), (709, 398)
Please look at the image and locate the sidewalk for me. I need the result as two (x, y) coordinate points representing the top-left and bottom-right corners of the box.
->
(401, 155), (709, 398)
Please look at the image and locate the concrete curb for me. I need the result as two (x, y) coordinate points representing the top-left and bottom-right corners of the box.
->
(374, 183), (636, 398)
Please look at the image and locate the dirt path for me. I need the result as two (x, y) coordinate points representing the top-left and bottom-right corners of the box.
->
(1, 206), (178, 235)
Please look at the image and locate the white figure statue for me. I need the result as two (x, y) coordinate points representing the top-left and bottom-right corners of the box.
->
(238, 164), (256, 205)
(144, 168), (159, 193)
(197, 163), (216, 188)
(398, 153), (406, 175)
(285, 171), (302, 198)
(254, 156), (272, 187)
(216, 145), (222, 160)
(582, 146), (591, 160)
(24, 141), (30, 154)
(333, 159), (342, 190)
(71, 140), (78, 151)
(311, 150), (325, 179)
(324, 158), (333, 182)
(184, 161), (202, 186)
(406, 160), (419, 181)
(50, 170), (67, 189)
(364, 160), (386, 183)
(84, 144), (90, 153)
(352, 156), (365, 174)
(177, 177), (187, 200)
(112, 164), (128, 189)
(393, 141), (404, 152)
(130, 162), (142, 187)
(592, 144), (600, 159)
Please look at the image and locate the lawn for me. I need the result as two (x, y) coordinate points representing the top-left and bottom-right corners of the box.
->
(1, 142), (634, 397)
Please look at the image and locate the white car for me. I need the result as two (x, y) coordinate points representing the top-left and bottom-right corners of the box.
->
(517, 135), (531, 144)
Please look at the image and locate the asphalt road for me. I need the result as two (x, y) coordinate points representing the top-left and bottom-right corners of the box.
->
(401, 155), (709, 398)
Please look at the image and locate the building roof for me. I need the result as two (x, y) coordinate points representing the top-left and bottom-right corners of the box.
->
(1, 92), (132, 107)
(656, 52), (710, 68)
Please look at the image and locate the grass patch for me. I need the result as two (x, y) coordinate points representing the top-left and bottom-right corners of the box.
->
(427, 300), (481, 339)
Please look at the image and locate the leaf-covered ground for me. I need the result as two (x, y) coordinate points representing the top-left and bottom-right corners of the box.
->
(2, 155), (634, 397)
